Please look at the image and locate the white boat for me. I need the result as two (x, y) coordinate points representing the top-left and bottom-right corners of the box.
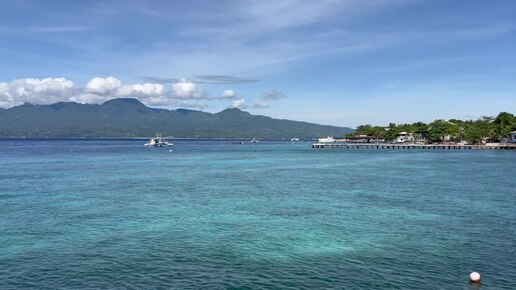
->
(145, 133), (173, 147)
(318, 136), (335, 143)
(250, 137), (259, 143)
(290, 137), (300, 143)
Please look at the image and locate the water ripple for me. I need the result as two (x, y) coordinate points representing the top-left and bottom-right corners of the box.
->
(1, 140), (515, 288)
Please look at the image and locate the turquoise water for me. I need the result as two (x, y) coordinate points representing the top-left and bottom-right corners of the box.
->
(1, 140), (515, 289)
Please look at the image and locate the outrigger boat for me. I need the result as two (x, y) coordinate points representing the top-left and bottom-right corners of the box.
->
(144, 133), (173, 147)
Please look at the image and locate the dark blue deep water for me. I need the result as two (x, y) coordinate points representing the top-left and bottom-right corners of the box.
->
(1, 140), (515, 289)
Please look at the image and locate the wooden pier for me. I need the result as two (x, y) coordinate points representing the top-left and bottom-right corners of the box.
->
(312, 143), (516, 150)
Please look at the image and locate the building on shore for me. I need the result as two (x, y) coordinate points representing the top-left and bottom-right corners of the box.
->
(510, 131), (516, 143)
(395, 132), (413, 143)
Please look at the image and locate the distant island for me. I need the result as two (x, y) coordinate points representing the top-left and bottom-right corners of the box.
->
(348, 112), (516, 144)
(0, 98), (354, 138)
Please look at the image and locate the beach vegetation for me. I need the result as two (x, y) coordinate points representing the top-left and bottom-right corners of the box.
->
(353, 112), (515, 144)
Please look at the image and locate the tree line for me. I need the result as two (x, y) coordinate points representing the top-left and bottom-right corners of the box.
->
(349, 112), (516, 144)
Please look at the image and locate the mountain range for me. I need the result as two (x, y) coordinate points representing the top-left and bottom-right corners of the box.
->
(0, 98), (353, 138)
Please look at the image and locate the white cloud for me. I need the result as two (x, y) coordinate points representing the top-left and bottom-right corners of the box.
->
(72, 76), (122, 104)
(129, 83), (165, 95)
(85, 76), (121, 94)
(220, 89), (236, 99)
(172, 78), (207, 99)
(221, 89), (286, 110)
(0, 77), (75, 108)
(231, 99), (248, 109)
(84, 77), (166, 98)
(249, 90), (286, 109)
(0, 76), (211, 109)
(69, 92), (109, 105)
(252, 99), (269, 109)
(0, 77), (287, 110)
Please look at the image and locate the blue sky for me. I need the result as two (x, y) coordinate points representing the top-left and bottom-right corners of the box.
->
(0, 0), (515, 127)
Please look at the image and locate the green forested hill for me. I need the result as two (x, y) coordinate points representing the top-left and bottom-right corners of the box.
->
(0, 98), (353, 138)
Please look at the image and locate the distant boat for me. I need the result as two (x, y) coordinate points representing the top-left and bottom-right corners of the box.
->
(250, 137), (259, 143)
(317, 136), (335, 143)
(145, 133), (173, 147)
(290, 137), (300, 143)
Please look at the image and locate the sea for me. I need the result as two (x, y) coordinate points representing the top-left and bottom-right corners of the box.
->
(1, 139), (515, 289)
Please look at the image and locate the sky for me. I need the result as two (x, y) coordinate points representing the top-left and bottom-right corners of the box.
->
(0, 0), (515, 127)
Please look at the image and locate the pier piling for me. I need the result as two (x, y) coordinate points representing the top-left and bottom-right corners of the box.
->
(312, 143), (516, 150)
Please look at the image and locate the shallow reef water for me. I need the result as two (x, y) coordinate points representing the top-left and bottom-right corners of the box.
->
(1, 140), (515, 289)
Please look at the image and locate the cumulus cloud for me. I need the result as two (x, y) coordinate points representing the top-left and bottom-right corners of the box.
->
(0, 76), (286, 111)
(0, 76), (211, 109)
(172, 78), (207, 99)
(220, 89), (236, 99)
(129, 83), (165, 95)
(86, 76), (121, 94)
(231, 98), (248, 109)
(84, 77), (165, 97)
(0, 77), (75, 108)
(69, 76), (167, 105)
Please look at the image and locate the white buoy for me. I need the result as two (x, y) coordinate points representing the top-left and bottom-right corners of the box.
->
(470, 272), (481, 283)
